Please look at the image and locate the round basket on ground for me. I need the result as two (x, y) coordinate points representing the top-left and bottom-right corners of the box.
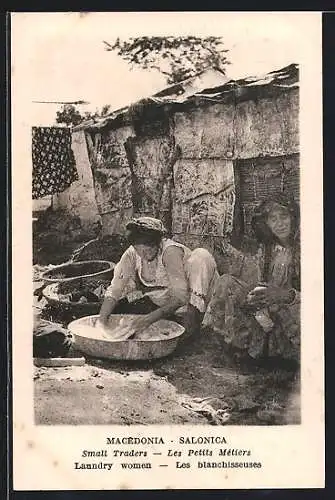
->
(41, 260), (114, 285)
(42, 283), (103, 317)
(68, 315), (185, 361)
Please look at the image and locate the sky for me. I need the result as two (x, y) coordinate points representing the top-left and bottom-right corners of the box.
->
(11, 12), (313, 126)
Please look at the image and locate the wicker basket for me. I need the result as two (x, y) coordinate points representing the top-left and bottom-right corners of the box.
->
(41, 260), (114, 285)
(42, 283), (103, 316)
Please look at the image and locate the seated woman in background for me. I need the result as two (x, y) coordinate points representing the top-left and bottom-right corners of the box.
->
(99, 217), (218, 339)
(208, 194), (300, 362)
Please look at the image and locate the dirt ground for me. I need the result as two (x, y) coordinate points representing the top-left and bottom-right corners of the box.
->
(33, 223), (300, 426)
(34, 327), (300, 426)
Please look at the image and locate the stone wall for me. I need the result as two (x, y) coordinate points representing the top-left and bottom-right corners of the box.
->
(84, 87), (299, 255)
(53, 130), (100, 232)
(85, 125), (134, 236)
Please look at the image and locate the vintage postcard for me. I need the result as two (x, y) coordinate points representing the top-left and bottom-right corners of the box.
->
(11, 11), (324, 490)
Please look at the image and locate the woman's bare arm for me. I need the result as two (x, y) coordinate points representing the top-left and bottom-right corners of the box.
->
(99, 249), (136, 325)
(99, 297), (118, 325)
(133, 246), (189, 329)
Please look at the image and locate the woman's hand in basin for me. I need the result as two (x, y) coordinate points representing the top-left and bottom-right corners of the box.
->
(125, 315), (152, 336)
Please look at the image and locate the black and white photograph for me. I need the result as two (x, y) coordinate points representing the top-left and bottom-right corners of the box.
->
(11, 11), (324, 490)
(32, 16), (300, 425)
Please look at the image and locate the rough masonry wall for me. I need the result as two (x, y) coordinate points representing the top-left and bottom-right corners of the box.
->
(85, 88), (299, 252)
(124, 134), (179, 232)
(53, 130), (100, 231)
(171, 157), (235, 252)
(172, 104), (235, 252)
(171, 88), (299, 251)
(85, 125), (135, 235)
(172, 103), (235, 159)
(234, 90), (299, 158)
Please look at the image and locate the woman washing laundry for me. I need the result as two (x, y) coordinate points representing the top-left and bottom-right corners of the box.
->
(99, 217), (218, 340)
(208, 194), (300, 362)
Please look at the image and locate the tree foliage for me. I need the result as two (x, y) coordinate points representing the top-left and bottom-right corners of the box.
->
(104, 36), (230, 84)
(55, 104), (112, 127)
(55, 105), (83, 127)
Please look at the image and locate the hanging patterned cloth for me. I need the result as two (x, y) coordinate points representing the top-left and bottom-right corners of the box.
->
(32, 127), (78, 199)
